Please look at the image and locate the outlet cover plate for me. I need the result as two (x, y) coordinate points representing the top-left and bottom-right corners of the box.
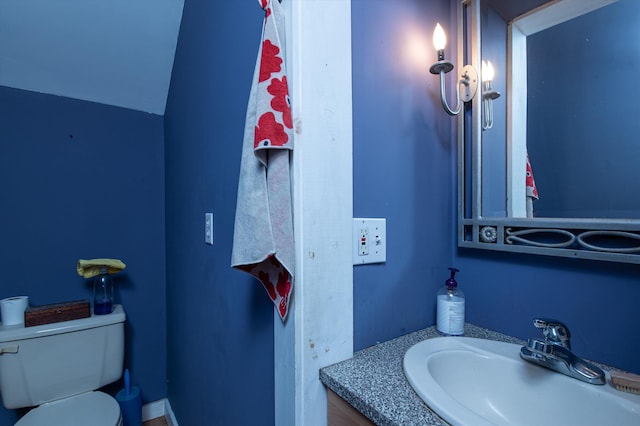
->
(353, 218), (386, 265)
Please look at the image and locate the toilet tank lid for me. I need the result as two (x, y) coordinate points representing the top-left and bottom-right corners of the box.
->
(0, 304), (125, 343)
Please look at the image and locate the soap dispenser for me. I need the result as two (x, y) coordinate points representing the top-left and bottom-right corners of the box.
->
(93, 267), (114, 315)
(436, 267), (465, 336)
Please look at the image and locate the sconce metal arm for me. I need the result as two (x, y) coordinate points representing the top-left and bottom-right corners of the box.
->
(430, 62), (478, 116)
(481, 81), (501, 130)
(438, 69), (463, 115)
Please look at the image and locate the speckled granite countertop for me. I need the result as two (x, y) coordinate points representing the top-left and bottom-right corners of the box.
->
(319, 324), (526, 426)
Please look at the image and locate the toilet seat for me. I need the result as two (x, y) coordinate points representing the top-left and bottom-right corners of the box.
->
(16, 391), (122, 426)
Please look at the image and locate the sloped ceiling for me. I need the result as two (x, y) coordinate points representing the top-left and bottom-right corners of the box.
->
(0, 0), (184, 115)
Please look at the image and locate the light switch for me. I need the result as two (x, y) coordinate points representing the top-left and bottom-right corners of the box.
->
(205, 213), (214, 245)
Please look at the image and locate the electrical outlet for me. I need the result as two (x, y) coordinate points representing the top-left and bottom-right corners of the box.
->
(353, 218), (386, 265)
(358, 227), (369, 256)
(205, 213), (213, 245)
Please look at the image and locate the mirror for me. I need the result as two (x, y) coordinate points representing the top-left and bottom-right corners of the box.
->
(458, 0), (640, 263)
(521, 0), (640, 219)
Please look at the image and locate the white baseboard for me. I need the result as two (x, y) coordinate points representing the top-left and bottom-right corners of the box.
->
(142, 399), (165, 421)
(142, 398), (178, 426)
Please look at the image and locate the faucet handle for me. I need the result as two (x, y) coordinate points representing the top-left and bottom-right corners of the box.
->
(533, 318), (571, 349)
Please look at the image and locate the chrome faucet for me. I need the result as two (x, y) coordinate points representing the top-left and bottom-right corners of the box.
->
(533, 318), (571, 349)
(520, 318), (606, 385)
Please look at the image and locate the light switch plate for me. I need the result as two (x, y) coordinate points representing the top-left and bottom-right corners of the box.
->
(205, 212), (214, 245)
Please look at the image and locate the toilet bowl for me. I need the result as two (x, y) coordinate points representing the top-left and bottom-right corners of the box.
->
(0, 305), (126, 425)
(16, 391), (122, 426)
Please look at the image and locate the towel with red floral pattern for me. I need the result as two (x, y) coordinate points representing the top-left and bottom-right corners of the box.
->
(232, 0), (294, 321)
(526, 153), (539, 200)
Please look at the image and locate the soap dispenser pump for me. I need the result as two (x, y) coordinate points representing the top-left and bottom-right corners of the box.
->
(93, 267), (114, 315)
(436, 267), (465, 336)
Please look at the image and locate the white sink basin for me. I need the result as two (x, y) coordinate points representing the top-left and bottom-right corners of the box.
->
(404, 337), (640, 426)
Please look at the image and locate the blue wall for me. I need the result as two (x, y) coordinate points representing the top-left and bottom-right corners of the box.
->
(351, 0), (640, 376)
(163, 1), (275, 425)
(457, 249), (640, 373)
(162, 0), (456, 423)
(0, 87), (167, 424)
(352, 0), (455, 350)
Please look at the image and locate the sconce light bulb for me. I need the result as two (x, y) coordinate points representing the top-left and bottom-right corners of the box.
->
(433, 23), (447, 52)
(482, 60), (495, 82)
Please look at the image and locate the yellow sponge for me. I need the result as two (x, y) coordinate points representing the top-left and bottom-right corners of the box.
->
(77, 258), (126, 279)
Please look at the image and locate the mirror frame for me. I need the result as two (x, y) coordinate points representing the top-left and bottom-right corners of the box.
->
(458, 0), (640, 264)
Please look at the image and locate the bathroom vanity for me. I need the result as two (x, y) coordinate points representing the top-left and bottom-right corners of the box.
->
(320, 324), (640, 425)
(320, 324), (526, 425)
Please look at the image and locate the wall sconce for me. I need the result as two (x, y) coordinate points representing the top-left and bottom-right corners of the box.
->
(429, 23), (478, 116)
(481, 60), (501, 130)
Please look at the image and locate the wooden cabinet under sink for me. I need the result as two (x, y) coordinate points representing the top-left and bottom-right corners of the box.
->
(327, 389), (374, 426)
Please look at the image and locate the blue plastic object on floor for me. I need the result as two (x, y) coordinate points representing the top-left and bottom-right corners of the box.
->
(116, 369), (142, 426)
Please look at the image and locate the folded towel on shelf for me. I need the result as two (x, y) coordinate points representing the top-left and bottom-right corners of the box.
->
(231, 0), (295, 321)
(77, 258), (126, 278)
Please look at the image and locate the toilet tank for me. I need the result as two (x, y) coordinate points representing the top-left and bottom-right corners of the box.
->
(0, 304), (125, 409)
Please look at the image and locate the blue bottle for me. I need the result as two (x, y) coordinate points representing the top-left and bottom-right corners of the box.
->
(93, 267), (113, 315)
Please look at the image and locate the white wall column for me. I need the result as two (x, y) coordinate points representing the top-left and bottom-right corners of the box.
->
(275, 1), (353, 425)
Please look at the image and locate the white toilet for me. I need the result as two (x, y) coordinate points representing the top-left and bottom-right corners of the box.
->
(0, 305), (126, 426)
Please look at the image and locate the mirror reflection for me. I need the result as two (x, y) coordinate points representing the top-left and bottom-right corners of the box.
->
(481, 0), (640, 219)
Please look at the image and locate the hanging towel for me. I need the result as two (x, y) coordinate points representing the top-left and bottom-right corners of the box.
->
(231, 0), (294, 321)
(525, 152), (539, 200)
(525, 152), (539, 218)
